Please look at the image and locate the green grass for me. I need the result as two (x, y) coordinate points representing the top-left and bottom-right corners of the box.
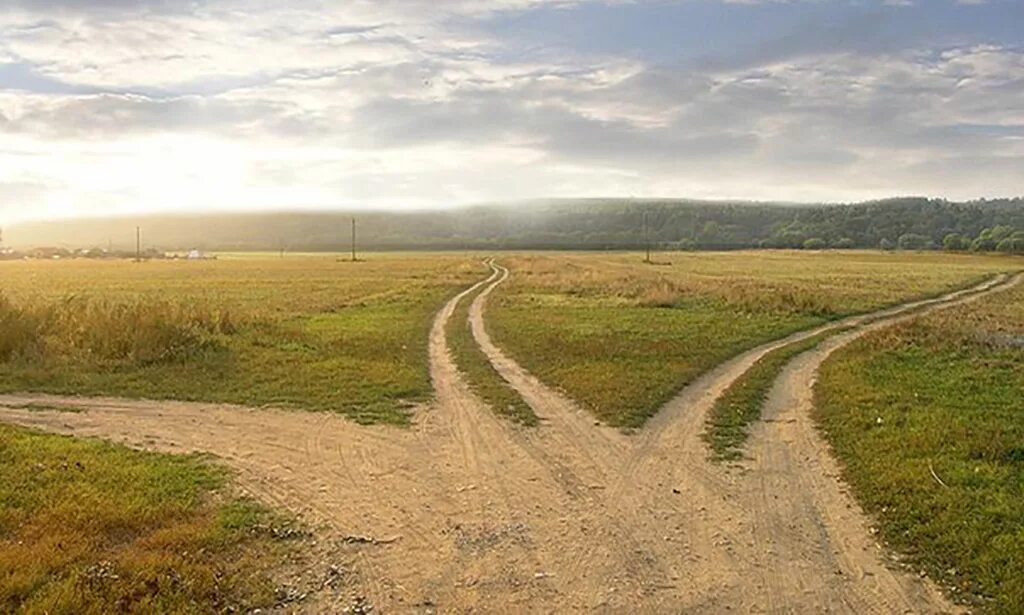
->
(704, 331), (837, 461)
(0, 255), (478, 424)
(488, 251), (1019, 428)
(446, 271), (537, 426)
(0, 424), (303, 613)
(815, 282), (1024, 613)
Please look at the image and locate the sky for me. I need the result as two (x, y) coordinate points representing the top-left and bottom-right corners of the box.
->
(0, 0), (1022, 223)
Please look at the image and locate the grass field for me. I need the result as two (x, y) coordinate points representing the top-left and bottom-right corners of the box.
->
(0, 424), (301, 613)
(0, 255), (478, 424)
(815, 281), (1024, 612)
(488, 251), (1020, 428)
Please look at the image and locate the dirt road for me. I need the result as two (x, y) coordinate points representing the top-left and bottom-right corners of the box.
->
(1, 266), (1017, 612)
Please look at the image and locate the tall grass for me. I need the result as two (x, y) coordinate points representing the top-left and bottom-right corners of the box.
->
(0, 256), (480, 422)
(0, 292), (237, 366)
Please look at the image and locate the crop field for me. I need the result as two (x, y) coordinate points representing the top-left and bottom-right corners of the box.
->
(816, 280), (1024, 612)
(0, 255), (479, 424)
(486, 251), (1020, 427)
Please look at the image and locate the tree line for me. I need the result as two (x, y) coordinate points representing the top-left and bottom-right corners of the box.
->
(6, 197), (1024, 253)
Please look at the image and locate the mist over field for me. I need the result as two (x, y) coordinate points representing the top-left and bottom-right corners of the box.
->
(6, 197), (1024, 252)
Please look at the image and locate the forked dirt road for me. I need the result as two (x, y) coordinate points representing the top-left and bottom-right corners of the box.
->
(1, 266), (1018, 612)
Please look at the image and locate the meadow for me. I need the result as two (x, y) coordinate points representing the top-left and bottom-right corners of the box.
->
(0, 255), (479, 424)
(815, 281), (1024, 612)
(487, 251), (1021, 427)
(0, 423), (301, 613)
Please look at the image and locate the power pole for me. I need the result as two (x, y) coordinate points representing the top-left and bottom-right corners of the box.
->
(643, 210), (651, 264)
(135, 226), (141, 262)
(351, 217), (357, 262)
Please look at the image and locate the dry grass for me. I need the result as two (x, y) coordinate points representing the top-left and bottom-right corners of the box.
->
(0, 293), (237, 366)
(0, 254), (479, 424)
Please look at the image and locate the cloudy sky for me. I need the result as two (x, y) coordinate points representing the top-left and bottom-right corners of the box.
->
(0, 0), (1022, 223)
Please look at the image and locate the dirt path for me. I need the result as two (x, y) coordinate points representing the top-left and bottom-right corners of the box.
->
(465, 264), (1018, 612)
(0, 266), (1017, 612)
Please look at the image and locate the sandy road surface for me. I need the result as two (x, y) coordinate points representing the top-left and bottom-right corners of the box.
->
(1, 266), (1017, 612)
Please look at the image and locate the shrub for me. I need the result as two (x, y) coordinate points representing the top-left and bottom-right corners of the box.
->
(802, 238), (828, 250)
(996, 236), (1024, 254)
(898, 233), (933, 251)
(943, 233), (967, 251)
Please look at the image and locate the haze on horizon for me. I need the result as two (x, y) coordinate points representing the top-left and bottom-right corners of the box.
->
(1, 0), (1022, 225)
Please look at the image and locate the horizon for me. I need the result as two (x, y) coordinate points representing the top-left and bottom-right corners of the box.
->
(1, 1), (1023, 224)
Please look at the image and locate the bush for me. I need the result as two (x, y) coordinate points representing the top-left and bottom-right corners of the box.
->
(943, 233), (967, 252)
(802, 237), (828, 250)
(897, 233), (933, 251)
(996, 236), (1024, 254)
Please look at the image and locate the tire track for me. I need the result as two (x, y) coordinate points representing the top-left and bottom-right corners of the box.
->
(471, 263), (1016, 612)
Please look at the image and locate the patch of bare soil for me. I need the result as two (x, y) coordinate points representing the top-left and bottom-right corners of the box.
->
(1, 266), (1015, 612)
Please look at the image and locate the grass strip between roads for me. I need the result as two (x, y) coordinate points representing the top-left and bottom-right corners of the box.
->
(447, 281), (538, 427)
(704, 330), (838, 461)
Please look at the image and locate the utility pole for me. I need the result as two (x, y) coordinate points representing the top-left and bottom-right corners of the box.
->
(643, 210), (652, 264)
(351, 216), (357, 262)
(135, 226), (141, 262)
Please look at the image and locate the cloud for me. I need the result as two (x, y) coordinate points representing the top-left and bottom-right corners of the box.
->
(0, 1), (1021, 223)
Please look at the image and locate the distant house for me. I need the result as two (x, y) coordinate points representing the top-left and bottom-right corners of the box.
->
(186, 249), (216, 260)
(29, 247), (71, 260)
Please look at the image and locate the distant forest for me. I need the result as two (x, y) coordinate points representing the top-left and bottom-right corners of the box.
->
(6, 197), (1024, 253)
